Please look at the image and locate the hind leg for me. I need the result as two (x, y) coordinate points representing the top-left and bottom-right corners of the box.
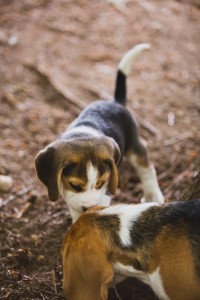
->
(127, 139), (164, 203)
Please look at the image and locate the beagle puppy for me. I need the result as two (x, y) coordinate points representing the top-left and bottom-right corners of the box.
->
(62, 200), (200, 300)
(35, 44), (164, 222)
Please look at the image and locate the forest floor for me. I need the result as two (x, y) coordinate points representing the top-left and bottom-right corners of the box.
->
(0, 0), (200, 299)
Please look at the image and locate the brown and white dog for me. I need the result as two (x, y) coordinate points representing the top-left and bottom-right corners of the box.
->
(35, 44), (164, 222)
(62, 200), (200, 300)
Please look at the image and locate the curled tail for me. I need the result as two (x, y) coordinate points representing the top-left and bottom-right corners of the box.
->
(114, 43), (151, 106)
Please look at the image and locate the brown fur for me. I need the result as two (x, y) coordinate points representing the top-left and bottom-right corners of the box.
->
(154, 227), (200, 300)
(62, 209), (200, 300)
(62, 214), (114, 300)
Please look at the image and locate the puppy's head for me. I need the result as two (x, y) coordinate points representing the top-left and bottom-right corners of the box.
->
(61, 216), (114, 300)
(35, 137), (120, 203)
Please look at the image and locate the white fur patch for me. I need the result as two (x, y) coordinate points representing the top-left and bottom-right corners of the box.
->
(149, 268), (170, 300)
(129, 155), (164, 204)
(118, 43), (150, 76)
(114, 263), (170, 300)
(87, 162), (98, 189)
(67, 125), (101, 137)
(99, 203), (158, 247)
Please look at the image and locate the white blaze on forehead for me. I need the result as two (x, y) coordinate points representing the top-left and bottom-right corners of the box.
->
(86, 161), (98, 189)
(99, 203), (158, 247)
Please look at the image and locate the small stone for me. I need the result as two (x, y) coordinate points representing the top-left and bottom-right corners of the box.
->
(31, 234), (40, 241)
(7, 253), (13, 258)
(0, 175), (13, 192)
(8, 35), (19, 46)
(37, 255), (45, 262)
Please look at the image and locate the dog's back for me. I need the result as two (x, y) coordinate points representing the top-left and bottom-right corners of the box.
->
(62, 200), (200, 300)
(66, 100), (137, 157)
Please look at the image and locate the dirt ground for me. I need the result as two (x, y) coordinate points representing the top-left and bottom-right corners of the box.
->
(0, 0), (200, 299)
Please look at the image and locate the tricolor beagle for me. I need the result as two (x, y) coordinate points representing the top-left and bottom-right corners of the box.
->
(62, 200), (200, 300)
(35, 44), (164, 222)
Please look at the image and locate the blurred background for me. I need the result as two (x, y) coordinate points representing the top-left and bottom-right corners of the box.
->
(0, 0), (200, 299)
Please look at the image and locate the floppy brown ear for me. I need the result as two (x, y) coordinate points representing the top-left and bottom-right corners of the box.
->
(106, 138), (120, 195)
(62, 237), (114, 300)
(35, 141), (73, 201)
(108, 158), (118, 195)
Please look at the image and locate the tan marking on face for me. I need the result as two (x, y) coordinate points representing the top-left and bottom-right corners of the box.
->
(62, 160), (111, 193)
(62, 176), (87, 192)
(96, 171), (110, 189)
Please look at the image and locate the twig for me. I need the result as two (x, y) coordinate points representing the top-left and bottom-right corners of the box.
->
(133, 112), (160, 136)
(39, 292), (46, 300)
(81, 81), (113, 102)
(51, 269), (57, 295)
(0, 292), (12, 299)
(15, 201), (32, 219)
(33, 287), (61, 296)
(1, 187), (32, 207)
(158, 163), (179, 181)
(113, 286), (122, 300)
(151, 132), (192, 150)
(162, 132), (192, 147)
(42, 210), (71, 225)
(25, 63), (87, 115)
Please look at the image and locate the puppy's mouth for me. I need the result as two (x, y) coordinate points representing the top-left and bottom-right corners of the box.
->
(81, 205), (97, 213)
(81, 206), (88, 212)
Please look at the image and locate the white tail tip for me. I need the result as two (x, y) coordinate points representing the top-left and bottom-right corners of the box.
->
(118, 43), (151, 76)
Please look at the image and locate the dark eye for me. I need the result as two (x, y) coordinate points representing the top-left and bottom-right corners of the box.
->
(69, 182), (83, 192)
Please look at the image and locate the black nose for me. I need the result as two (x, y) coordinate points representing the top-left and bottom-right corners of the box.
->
(82, 207), (87, 212)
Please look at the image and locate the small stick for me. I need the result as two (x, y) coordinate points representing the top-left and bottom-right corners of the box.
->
(1, 187), (32, 207)
(39, 292), (46, 300)
(25, 63), (86, 114)
(162, 132), (192, 147)
(133, 111), (160, 136)
(15, 201), (32, 219)
(42, 210), (71, 225)
(113, 286), (122, 300)
(51, 269), (57, 295)
(33, 287), (60, 296)
(81, 81), (113, 101)
(158, 165), (177, 181)
(158, 156), (180, 181)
